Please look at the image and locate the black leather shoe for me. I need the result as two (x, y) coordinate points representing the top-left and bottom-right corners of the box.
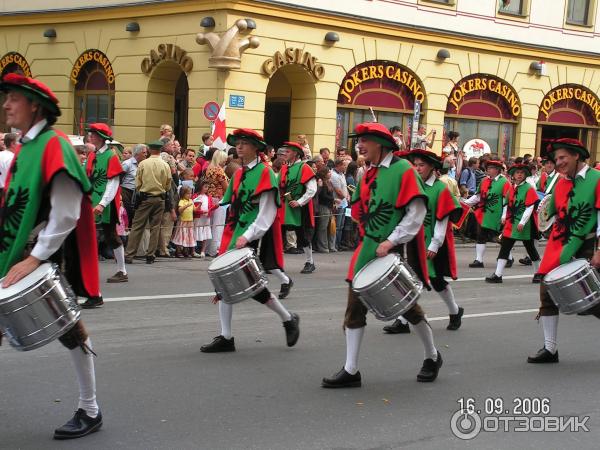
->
(383, 319), (410, 334)
(54, 409), (102, 440)
(200, 335), (235, 353)
(532, 273), (543, 284)
(469, 260), (484, 268)
(322, 368), (361, 388)
(506, 258), (514, 268)
(417, 351), (443, 382)
(278, 279), (294, 299)
(81, 296), (104, 309)
(519, 256), (532, 266)
(485, 273), (502, 283)
(124, 257), (133, 264)
(527, 347), (558, 363)
(447, 307), (464, 330)
(146, 256), (155, 264)
(300, 262), (316, 274)
(283, 313), (300, 347)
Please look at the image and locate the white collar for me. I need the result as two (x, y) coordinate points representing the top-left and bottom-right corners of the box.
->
(20, 119), (48, 143)
(244, 159), (259, 170)
(291, 159), (302, 166)
(374, 152), (393, 168)
(575, 164), (589, 179)
(514, 180), (527, 187)
(97, 144), (109, 154)
(491, 174), (501, 181)
(425, 173), (436, 186)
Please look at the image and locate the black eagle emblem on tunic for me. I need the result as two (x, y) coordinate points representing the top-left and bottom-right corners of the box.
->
(554, 202), (593, 244)
(0, 187), (30, 253)
(361, 198), (394, 240)
(506, 199), (526, 224)
(89, 167), (107, 198)
(228, 187), (254, 230)
(484, 192), (500, 213)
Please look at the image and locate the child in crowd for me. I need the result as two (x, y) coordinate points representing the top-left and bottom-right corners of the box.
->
(192, 181), (213, 258)
(172, 186), (196, 258)
(116, 200), (129, 247)
(179, 168), (195, 194)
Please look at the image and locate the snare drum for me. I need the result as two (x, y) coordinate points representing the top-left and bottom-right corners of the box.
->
(208, 248), (268, 304)
(352, 253), (423, 321)
(0, 263), (80, 351)
(543, 259), (600, 315)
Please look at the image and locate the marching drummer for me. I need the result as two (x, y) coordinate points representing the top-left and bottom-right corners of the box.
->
(278, 141), (318, 276)
(0, 73), (103, 439)
(384, 150), (464, 334)
(322, 123), (443, 388)
(463, 158), (511, 268)
(528, 138), (600, 364)
(485, 163), (542, 284)
(200, 128), (300, 353)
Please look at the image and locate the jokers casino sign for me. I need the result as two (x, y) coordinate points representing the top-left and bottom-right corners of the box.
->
(448, 75), (521, 118)
(540, 85), (600, 124)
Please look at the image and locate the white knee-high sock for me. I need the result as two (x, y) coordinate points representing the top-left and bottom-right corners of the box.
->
(114, 245), (126, 274)
(495, 258), (507, 277)
(509, 251), (513, 261)
(413, 321), (438, 361)
(532, 259), (540, 273)
(265, 294), (292, 322)
(344, 327), (365, 375)
(439, 286), (459, 315)
(219, 301), (233, 339)
(69, 338), (99, 418)
(271, 269), (290, 285)
(304, 245), (313, 264)
(475, 244), (486, 262)
(541, 315), (558, 354)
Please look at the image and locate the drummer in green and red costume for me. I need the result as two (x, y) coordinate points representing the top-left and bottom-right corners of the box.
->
(85, 122), (127, 295)
(200, 128), (300, 353)
(485, 163), (541, 284)
(384, 150), (464, 334)
(278, 141), (318, 276)
(528, 138), (600, 364)
(463, 159), (511, 268)
(0, 73), (103, 439)
(322, 123), (443, 389)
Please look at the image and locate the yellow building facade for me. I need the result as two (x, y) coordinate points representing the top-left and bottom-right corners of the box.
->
(1, 0), (599, 161)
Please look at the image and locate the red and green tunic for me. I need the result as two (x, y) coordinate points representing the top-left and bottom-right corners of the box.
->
(503, 182), (539, 240)
(85, 147), (123, 224)
(277, 161), (315, 228)
(0, 128), (100, 297)
(537, 171), (559, 195)
(347, 156), (429, 287)
(219, 161), (284, 270)
(423, 179), (462, 279)
(473, 176), (510, 232)
(538, 167), (600, 275)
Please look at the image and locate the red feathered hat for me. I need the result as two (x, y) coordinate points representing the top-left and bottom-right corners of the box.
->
(226, 128), (267, 151)
(281, 141), (305, 157)
(543, 138), (590, 161)
(349, 122), (398, 151)
(485, 160), (504, 169)
(85, 123), (113, 141)
(507, 163), (531, 177)
(404, 149), (443, 169)
(0, 73), (61, 117)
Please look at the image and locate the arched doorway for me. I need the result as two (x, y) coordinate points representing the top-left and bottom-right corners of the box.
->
(71, 50), (115, 135)
(264, 64), (317, 150)
(146, 61), (189, 148)
(536, 84), (599, 159)
(0, 52), (32, 132)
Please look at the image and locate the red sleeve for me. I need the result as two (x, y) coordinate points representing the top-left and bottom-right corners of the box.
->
(42, 135), (70, 184)
(395, 166), (425, 209)
(525, 186), (539, 207)
(300, 163), (316, 184)
(254, 166), (278, 197)
(192, 163), (201, 178)
(107, 153), (124, 179)
(502, 180), (511, 196)
(436, 186), (461, 223)
(279, 164), (288, 189)
(85, 151), (96, 177)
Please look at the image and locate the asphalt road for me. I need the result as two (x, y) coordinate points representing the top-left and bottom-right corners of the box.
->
(2, 244), (599, 449)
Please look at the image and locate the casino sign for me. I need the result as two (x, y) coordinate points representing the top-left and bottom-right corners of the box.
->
(0, 52), (32, 77)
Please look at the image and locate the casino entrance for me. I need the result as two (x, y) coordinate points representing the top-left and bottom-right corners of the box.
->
(536, 84), (599, 161)
(146, 61), (189, 147)
(263, 64), (317, 150)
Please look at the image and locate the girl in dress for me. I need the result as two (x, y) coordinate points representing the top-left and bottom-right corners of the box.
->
(172, 186), (196, 258)
(192, 181), (213, 258)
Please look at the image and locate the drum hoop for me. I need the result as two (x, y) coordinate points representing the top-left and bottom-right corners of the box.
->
(0, 265), (57, 305)
(543, 259), (592, 284)
(208, 257), (257, 276)
(1, 279), (66, 316)
(208, 248), (255, 272)
(352, 253), (402, 292)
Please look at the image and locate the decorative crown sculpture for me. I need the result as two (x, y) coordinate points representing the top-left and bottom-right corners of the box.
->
(196, 19), (260, 70)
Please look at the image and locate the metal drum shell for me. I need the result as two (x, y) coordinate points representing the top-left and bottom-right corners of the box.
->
(0, 264), (80, 351)
(352, 255), (423, 321)
(208, 249), (268, 304)
(544, 260), (600, 315)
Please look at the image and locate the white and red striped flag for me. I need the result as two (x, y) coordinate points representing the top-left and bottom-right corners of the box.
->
(211, 102), (227, 150)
